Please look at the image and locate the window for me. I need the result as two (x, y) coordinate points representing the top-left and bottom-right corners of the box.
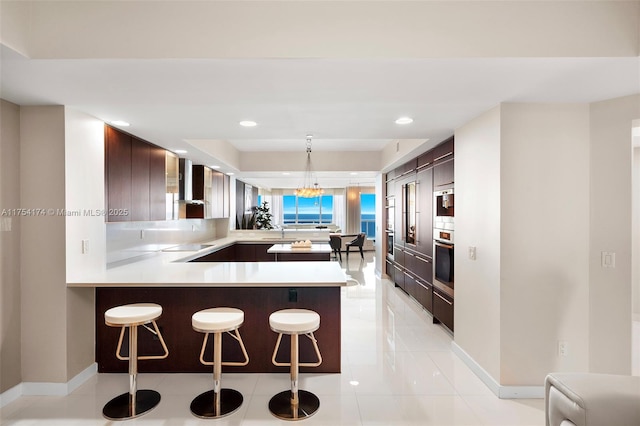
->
(360, 193), (375, 238)
(283, 195), (333, 225)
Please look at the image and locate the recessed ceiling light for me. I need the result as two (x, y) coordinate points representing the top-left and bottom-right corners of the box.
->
(111, 120), (130, 126)
(282, 172), (291, 175)
(239, 120), (257, 127)
(227, 172), (235, 176)
(210, 165), (221, 169)
(174, 149), (187, 154)
(395, 117), (413, 125)
(350, 172), (358, 175)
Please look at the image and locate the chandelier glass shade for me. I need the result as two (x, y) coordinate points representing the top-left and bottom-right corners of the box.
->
(294, 136), (324, 198)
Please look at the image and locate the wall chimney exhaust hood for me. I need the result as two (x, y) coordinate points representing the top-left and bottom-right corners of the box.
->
(178, 158), (204, 204)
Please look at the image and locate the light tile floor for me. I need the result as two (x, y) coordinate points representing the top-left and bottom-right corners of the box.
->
(1, 252), (545, 425)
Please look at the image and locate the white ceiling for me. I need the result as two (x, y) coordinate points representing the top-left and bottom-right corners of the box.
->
(1, 45), (639, 188)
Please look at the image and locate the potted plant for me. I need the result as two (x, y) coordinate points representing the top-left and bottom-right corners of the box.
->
(255, 201), (274, 230)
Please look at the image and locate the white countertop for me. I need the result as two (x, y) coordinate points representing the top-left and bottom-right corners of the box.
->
(68, 237), (346, 288)
(267, 243), (332, 254)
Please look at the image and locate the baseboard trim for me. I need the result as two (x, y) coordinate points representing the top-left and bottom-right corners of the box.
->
(0, 383), (23, 408)
(1, 363), (97, 406)
(451, 342), (544, 399)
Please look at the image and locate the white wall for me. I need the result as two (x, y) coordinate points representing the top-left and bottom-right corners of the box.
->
(64, 108), (106, 281)
(634, 143), (640, 318)
(500, 103), (591, 384)
(20, 106), (68, 382)
(63, 108), (104, 377)
(456, 99), (639, 390)
(455, 106), (502, 382)
(589, 94), (639, 374)
(0, 99), (22, 392)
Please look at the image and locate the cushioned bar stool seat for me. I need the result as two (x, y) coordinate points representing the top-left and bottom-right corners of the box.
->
(191, 307), (249, 418)
(269, 309), (322, 421)
(103, 303), (169, 420)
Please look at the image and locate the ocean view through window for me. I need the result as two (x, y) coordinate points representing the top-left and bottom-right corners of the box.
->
(283, 195), (333, 225)
(361, 193), (375, 238)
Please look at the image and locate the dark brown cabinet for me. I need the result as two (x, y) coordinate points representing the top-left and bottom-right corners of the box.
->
(434, 158), (454, 188)
(105, 125), (167, 222)
(384, 135), (453, 332)
(433, 287), (454, 332)
(416, 166), (433, 256)
(414, 278), (433, 314)
(433, 136), (454, 162)
(130, 137), (151, 221)
(404, 270), (416, 299)
(412, 251), (432, 283)
(394, 264), (404, 291)
(386, 260), (395, 283)
(149, 145), (167, 220)
(105, 126), (132, 222)
(417, 150), (434, 169)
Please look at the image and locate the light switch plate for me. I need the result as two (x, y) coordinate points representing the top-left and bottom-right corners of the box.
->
(469, 246), (476, 261)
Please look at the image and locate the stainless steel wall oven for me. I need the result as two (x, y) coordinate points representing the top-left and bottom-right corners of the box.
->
(386, 232), (394, 259)
(433, 228), (454, 289)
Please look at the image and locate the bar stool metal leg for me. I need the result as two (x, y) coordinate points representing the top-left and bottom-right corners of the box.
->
(268, 332), (321, 420)
(103, 324), (162, 420)
(190, 329), (247, 418)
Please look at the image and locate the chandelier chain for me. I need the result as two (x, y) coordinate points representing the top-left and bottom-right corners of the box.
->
(295, 135), (324, 198)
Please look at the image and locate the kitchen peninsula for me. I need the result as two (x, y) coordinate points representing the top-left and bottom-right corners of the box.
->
(69, 236), (346, 374)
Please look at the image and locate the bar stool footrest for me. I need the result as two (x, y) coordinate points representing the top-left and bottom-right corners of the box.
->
(190, 388), (244, 418)
(102, 389), (161, 420)
(269, 389), (320, 420)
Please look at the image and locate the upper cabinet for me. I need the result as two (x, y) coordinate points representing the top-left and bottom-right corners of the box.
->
(187, 165), (230, 219)
(105, 126), (132, 222)
(433, 136), (454, 188)
(105, 126), (172, 222)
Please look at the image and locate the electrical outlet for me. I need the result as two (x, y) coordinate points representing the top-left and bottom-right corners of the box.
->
(601, 252), (616, 268)
(81, 239), (89, 254)
(558, 340), (568, 356)
(140, 229), (145, 239)
(469, 246), (477, 261)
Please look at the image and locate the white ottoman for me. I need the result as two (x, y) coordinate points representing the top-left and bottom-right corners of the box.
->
(545, 373), (640, 426)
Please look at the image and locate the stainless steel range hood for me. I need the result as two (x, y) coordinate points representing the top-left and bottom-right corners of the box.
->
(178, 158), (204, 205)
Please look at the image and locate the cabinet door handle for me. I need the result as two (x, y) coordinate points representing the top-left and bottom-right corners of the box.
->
(405, 251), (414, 257)
(434, 291), (453, 305)
(416, 255), (431, 263)
(434, 152), (453, 162)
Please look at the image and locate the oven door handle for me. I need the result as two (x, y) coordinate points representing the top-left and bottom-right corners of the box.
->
(434, 241), (454, 249)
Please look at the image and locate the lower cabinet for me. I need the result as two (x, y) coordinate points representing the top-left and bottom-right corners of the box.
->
(404, 271), (416, 299)
(433, 287), (454, 332)
(393, 264), (405, 291)
(386, 259), (395, 282)
(414, 278), (433, 314)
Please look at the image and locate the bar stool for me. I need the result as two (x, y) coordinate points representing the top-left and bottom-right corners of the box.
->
(269, 308), (323, 420)
(103, 303), (169, 420)
(191, 307), (249, 418)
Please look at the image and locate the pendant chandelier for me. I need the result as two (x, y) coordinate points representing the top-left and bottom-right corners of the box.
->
(294, 135), (324, 198)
